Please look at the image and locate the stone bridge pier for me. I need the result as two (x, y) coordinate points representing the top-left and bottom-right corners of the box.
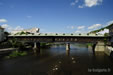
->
(66, 43), (70, 51)
(32, 41), (105, 55)
(33, 42), (40, 54)
(33, 42), (71, 54)
(92, 41), (105, 51)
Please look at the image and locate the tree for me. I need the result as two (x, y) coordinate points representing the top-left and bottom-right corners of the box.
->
(4, 31), (10, 36)
(20, 31), (26, 35)
(104, 33), (109, 37)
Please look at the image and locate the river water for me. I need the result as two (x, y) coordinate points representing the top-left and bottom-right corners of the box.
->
(0, 43), (113, 75)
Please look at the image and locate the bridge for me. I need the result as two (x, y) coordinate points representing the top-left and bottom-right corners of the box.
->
(7, 33), (110, 53)
(8, 33), (108, 43)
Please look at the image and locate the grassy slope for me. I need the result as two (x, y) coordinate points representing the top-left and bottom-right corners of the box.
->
(89, 23), (113, 34)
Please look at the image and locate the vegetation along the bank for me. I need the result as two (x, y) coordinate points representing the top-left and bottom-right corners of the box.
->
(5, 50), (27, 59)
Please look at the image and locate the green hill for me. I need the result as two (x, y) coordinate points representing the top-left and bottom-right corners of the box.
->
(89, 23), (113, 34)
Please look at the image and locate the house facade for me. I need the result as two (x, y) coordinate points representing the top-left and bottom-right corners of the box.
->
(109, 25), (113, 36)
(0, 26), (5, 42)
(108, 24), (113, 46)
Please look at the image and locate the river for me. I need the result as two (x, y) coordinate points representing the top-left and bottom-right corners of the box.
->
(0, 43), (113, 75)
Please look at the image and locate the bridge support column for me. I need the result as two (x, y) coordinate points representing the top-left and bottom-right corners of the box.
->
(66, 50), (70, 56)
(33, 42), (40, 53)
(66, 43), (70, 51)
(94, 41), (105, 51)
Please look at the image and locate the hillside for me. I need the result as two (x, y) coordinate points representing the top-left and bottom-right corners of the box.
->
(89, 23), (113, 34)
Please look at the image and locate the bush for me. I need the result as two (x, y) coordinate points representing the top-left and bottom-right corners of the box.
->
(6, 50), (27, 58)
(87, 43), (93, 46)
(104, 33), (109, 37)
(8, 39), (26, 49)
(9, 51), (19, 57)
(19, 51), (27, 56)
(40, 43), (52, 48)
(104, 38), (107, 45)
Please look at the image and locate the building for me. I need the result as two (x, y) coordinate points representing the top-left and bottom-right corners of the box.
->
(109, 24), (113, 36)
(25, 28), (40, 33)
(11, 27), (40, 34)
(0, 26), (5, 42)
(108, 24), (113, 45)
(97, 29), (109, 35)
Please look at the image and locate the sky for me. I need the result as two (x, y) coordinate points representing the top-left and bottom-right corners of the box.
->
(0, 0), (113, 33)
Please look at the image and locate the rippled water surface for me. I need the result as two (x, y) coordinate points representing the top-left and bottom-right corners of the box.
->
(0, 43), (113, 75)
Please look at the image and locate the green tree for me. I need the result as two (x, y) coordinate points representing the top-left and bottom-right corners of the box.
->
(20, 31), (26, 35)
(104, 33), (109, 37)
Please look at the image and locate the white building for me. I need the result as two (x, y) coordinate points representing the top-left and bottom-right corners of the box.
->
(11, 27), (40, 34)
(0, 26), (5, 42)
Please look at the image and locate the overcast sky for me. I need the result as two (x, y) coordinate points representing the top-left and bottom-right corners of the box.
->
(0, 0), (113, 33)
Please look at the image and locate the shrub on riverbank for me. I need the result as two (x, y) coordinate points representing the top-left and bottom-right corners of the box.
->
(5, 50), (27, 59)
(87, 43), (93, 46)
(40, 43), (52, 48)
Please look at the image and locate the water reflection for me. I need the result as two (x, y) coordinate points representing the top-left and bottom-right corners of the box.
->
(33, 48), (40, 56)
(0, 43), (113, 75)
(66, 50), (70, 56)
(47, 58), (78, 75)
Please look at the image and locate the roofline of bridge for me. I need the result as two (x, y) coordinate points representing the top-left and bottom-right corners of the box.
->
(8, 35), (108, 38)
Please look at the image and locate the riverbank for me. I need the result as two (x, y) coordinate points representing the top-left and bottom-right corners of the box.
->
(0, 48), (17, 58)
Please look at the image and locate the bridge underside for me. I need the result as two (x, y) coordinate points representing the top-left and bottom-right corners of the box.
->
(8, 36), (109, 43)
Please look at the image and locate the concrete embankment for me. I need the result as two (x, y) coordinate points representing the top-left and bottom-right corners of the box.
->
(95, 42), (105, 51)
(0, 48), (17, 57)
(0, 48), (17, 52)
(104, 46), (113, 57)
(88, 44), (113, 58)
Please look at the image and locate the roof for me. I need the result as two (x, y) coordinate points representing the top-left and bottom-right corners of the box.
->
(9, 33), (104, 37)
